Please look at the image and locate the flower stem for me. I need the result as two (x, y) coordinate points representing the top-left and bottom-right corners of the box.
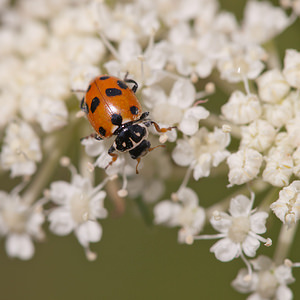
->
(273, 222), (298, 265)
(23, 116), (79, 204)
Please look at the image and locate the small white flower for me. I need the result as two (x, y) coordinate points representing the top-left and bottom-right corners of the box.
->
(96, 2), (160, 42)
(154, 187), (206, 243)
(209, 194), (269, 262)
(263, 97), (293, 128)
(0, 190), (45, 260)
(240, 120), (276, 152)
(263, 148), (293, 187)
(17, 20), (48, 56)
(143, 79), (209, 136)
(0, 57), (27, 93)
(155, 0), (214, 26)
(231, 268), (259, 294)
(48, 173), (107, 259)
(211, 11), (238, 35)
(217, 43), (266, 83)
(105, 39), (169, 86)
(238, 1), (290, 44)
(227, 148), (263, 186)
(50, 3), (100, 37)
(232, 255), (295, 300)
(193, 0), (221, 34)
(221, 91), (262, 125)
(172, 127), (230, 180)
(153, 200), (181, 227)
(81, 137), (107, 158)
(36, 97), (68, 132)
(167, 22), (222, 78)
(63, 35), (105, 65)
(256, 69), (290, 103)
(274, 132), (294, 153)
(271, 180), (300, 226)
(176, 188), (206, 243)
(283, 49), (300, 89)
(1, 121), (42, 177)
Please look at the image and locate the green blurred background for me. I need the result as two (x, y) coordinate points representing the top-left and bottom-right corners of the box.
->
(1, 1), (300, 299)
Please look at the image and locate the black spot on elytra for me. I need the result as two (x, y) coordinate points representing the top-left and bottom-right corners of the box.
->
(91, 97), (100, 113)
(99, 76), (110, 80)
(117, 80), (128, 90)
(111, 113), (123, 126)
(106, 88), (122, 97)
(130, 106), (139, 115)
(99, 126), (106, 136)
(87, 84), (91, 92)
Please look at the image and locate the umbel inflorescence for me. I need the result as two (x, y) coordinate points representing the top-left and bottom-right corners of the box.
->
(0, 0), (300, 299)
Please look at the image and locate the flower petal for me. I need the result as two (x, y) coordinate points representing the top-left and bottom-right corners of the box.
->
(229, 195), (252, 217)
(5, 233), (34, 260)
(75, 220), (102, 247)
(210, 212), (232, 233)
(276, 285), (293, 300)
(153, 200), (181, 227)
(49, 181), (73, 205)
(210, 238), (240, 262)
(169, 79), (195, 108)
(48, 207), (74, 235)
(231, 268), (258, 293)
(242, 235), (260, 257)
(250, 211), (268, 234)
(275, 265), (295, 285)
(172, 139), (194, 166)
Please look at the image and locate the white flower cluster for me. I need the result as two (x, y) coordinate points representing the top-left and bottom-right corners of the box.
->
(0, 0), (300, 299)
(224, 49), (300, 188)
(0, 0), (106, 177)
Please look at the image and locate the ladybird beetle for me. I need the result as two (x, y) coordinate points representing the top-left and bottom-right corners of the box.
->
(79, 74), (174, 173)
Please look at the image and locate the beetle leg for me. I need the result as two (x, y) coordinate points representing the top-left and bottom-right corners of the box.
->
(105, 146), (119, 170)
(126, 79), (138, 93)
(135, 158), (141, 174)
(123, 73), (138, 93)
(150, 121), (176, 133)
(149, 144), (166, 151)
